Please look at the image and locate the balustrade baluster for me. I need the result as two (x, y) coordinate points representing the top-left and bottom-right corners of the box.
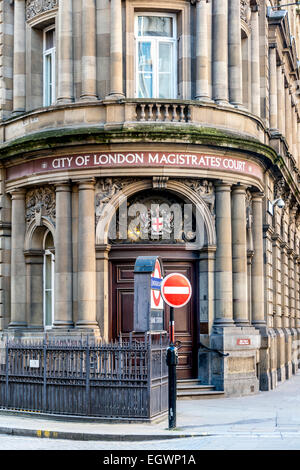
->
(156, 104), (161, 121)
(179, 105), (185, 122)
(140, 104), (146, 121)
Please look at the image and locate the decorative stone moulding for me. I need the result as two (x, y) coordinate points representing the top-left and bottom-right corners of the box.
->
(241, 0), (252, 24)
(179, 179), (215, 216)
(25, 0), (58, 21)
(26, 186), (56, 227)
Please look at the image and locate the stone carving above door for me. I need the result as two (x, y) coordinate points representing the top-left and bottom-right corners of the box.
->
(26, 186), (56, 227)
(179, 179), (215, 215)
(95, 178), (141, 226)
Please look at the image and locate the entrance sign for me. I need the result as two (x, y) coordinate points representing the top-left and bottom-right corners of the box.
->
(6, 151), (264, 182)
(161, 273), (192, 309)
(133, 256), (164, 332)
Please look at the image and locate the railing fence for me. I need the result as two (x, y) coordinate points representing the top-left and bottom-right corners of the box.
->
(0, 333), (168, 420)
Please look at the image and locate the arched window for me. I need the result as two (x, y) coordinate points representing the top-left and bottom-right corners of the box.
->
(43, 230), (55, 328)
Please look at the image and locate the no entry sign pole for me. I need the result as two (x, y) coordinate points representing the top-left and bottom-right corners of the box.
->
(161, 273), (192, 430)
(168, 304), (176, 429)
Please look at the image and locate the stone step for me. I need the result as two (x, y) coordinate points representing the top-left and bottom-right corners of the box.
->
(176, 379), (225, 399)
(177, 390), (225, 400)
(177, 384), (215, 392)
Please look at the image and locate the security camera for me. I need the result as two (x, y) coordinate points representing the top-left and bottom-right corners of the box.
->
(275, 198), (285, 209)
(268, 198), (285, 215)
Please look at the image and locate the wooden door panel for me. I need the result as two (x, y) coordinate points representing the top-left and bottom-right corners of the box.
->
(119, 290), (134, 333)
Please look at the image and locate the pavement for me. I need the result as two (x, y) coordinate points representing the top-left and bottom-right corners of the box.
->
(1, 372), (300, 442)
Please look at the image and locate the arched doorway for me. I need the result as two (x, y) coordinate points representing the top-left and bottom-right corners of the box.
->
(108, 189), (200, 380)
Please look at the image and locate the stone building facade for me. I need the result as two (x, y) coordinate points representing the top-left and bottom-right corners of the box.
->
(0, 0), (300, 396)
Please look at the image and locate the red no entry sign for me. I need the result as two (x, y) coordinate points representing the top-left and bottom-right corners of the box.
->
(161, 273), (192, 308)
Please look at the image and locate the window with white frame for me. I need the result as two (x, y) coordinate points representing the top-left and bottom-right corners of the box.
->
(43, 231), (54, 328)
(135, 13), (177, 99)
(43, 26), (56, 106)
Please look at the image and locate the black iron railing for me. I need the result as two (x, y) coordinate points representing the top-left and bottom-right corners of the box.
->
(0, 333), (168, 420)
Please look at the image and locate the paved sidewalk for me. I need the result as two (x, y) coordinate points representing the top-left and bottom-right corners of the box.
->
(1, 372), (300, 441)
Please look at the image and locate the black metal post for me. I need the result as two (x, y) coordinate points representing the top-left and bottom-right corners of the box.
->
(167, 306), (177, 430)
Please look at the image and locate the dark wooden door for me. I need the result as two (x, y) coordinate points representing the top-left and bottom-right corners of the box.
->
(109, 255), (197, 379)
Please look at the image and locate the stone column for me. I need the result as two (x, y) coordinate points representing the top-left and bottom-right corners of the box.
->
(250, 3), (260, 116)
(108, 0), (124, 98)
(214, 183), (233, 325)
(9, 190), (27, 328)
(269, 46), (278, 131)
(231, 185), (248, 325)
(212, 0), (228, 104)
(81, 0), (97, 100)
(76, 180), (98, 331)
(195, 0), (210, 101)
(13, 0), (26, 113)
(57, 0), (74, 103)
(251, 192), (266, 327)
(53, 183), (73, 328)
(228, 0), (242, 107)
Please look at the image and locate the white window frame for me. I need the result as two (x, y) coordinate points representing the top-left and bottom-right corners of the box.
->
(43, 244), (55, 330)
(134, 12), (177, 99)
(43, 25), (56, 107)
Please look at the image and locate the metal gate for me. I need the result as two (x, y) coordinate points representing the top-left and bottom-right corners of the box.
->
(0, 333), (168, 420)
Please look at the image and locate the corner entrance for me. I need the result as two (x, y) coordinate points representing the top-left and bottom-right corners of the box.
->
(109, 246), (198, 380)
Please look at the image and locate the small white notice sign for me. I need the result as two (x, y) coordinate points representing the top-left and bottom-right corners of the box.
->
(29, 360), (39, 368)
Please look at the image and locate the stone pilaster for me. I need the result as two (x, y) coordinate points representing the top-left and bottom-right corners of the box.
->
(228, 0), (243, 107)
(96, 244), (111, 341)
(81, 0), (97, 100)
(76, 180), (99, 333)
(214, 183), (233, 325)
(9, 189), (27, 328)
(212, 0), (228, 104)
(57, 0), (74, 103)
(285, 85), (292, 150)
(250, 2), (260, 116)
(269, 46), (278, 132)
(282, 241), (293, 379)
(277, 66), (285, 136)
(251, 192), (265, 327)
(231, 185), (248, 325)
(53, 183), (74, 328)
(107, 0), (124, 98)
(13, 0), (26, 113)
(195, 0), (211, 101)
(292, 104), (298, 162)
(198, 246), (216, 384)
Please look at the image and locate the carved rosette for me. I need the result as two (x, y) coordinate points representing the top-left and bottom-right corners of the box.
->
(26, 187), (56, 227)
(25, 0), (58, 21)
